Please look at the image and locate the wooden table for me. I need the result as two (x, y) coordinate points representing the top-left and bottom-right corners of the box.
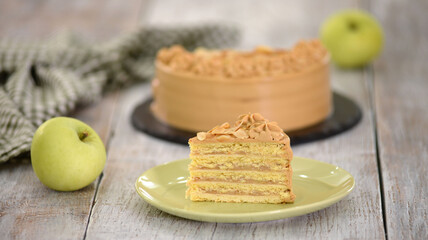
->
(0, 0), (427, 239)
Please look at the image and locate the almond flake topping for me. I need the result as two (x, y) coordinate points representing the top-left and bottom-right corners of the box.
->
(157, 40), (327, 78)
(196, 132), (207, 141)
(194, 113), (288, 142)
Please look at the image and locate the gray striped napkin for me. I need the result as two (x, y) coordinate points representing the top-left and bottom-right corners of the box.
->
(0, 24), (240, 163)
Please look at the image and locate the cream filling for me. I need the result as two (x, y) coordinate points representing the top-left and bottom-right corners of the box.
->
(202, 189), (291, 196)
(189, 165), (287, 171)
(189, 165), (285, 172)
(190, 177), (286, 184)
(188, 181), (291, 196)
(190, 152), (286, 157)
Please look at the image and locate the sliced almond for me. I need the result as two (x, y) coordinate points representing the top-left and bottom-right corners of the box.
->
(234, 120), (244, 129)
(224, 127), (237, 134)
(197, 132), (207, 141)
(252, 113), (265, 122)
(267, 122), (282, 132)
(210, 126), (225, 134)
(233, 129), (249, 139)
(208, 125), (219, 133)
(240, 114), (249, 124)
(216, 135), (232, 142)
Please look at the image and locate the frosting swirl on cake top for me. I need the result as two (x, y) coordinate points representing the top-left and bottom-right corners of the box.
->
(157, 40), (328, 78)
(194, 113), (288, 143)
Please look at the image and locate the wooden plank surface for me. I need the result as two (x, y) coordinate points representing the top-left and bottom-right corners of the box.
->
(0, 0), (142, 40)
(85, 84), (198, 239)
(85, 0), (385, 239)
(371, 0), (428, 239)
(0, 0), (141, 239)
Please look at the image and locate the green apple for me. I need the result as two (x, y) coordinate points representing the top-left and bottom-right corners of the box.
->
(31, 117), (106, 191)
(320, 9), (384, 68)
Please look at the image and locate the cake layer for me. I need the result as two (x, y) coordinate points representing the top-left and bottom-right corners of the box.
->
(189, 142), (291, 157)
(186, 191), (295, 203)
(189, 154), (288, 171)
(189, 169), (290, 184)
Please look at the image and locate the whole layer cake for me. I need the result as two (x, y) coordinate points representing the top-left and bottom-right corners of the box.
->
(186, 113), (295, 204)
(151, 40), (332, 132)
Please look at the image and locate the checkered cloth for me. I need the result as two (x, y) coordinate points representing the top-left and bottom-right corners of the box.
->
(0, 24), (240, 163)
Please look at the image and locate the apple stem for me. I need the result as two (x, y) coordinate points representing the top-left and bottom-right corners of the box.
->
(79, 131), (89, 141)
(349, 21), (358, 31)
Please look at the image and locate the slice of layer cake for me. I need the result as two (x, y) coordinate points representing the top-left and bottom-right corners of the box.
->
(186, 113), (295, 204)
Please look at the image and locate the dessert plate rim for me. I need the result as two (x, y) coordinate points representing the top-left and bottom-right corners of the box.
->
(134, 157), (355, 223)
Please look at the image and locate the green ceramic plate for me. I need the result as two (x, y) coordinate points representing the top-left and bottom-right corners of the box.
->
(135, 157), (354, 223)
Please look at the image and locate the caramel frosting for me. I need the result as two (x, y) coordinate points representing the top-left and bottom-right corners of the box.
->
(157, 40), (327, 78)
(151, 39), (332, 132)
(190, 113), (289, 143)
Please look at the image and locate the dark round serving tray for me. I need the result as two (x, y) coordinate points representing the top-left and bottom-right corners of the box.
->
(131, 92), (362, 146)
